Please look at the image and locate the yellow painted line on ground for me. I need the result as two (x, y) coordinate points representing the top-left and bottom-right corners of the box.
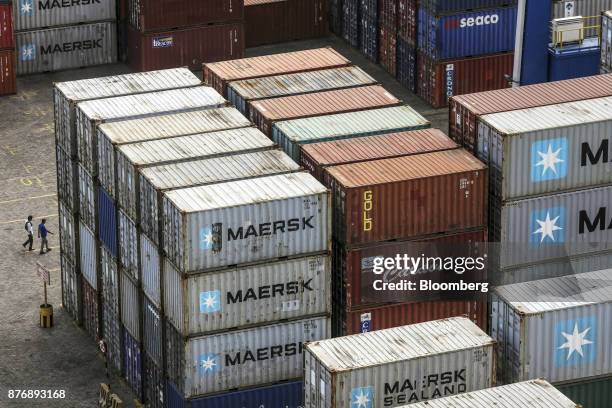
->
(0, 213), (58, 225)
(0, 193), (56, 205)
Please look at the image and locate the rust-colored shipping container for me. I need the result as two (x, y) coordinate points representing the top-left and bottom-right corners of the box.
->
(129, 0), (243, 32)
(128, 23), (244, 72)
(0, 2), (13, 50)
(327, 149), (487, 246)
(249, 85), (400, 136)
(449, 73), (612, 153)
(203, 47), (351, 96)
(397, 0), (416, 43)
(0, 49), (16, 96)
(379, 26), (397, 77)
(82, 279), (100, 342)
(301, 128), (458, 181)
(245, 0), (327, 48)
(417, 51), (513, 109)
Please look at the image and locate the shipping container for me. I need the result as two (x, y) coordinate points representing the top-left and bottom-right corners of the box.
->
(16, 22), (117, 75)
(304, 317), (495, 408)
(491, 269), (612, 384)
(557, 375), (612, 408)
(54, 67), (200, 158)
(164, 254), (330, 336)
(98, 187), (117, 258)
(143, 295), (163, 367)
(76, 86), (226, 176)
(407, 379), (579, 407)
(602, 11), (612, 73)
(82, 278), (100, 341)
(61, 254), (82, 325)
(478, 96), (612, 201)
(417, 50), (513, 108)
(144, 352), (164, 408)
(162, 172), (330, 273)
(329, 0), (342, 35)
(13, 0), (115, 31)
(449, 73), (612, 153)
(552, 0), (609, 37)
(119, 209), (138, 280)
(548, 38), (600, 82)
(77, 163), (95, 233)
(421, 0), (517, 14)
(327, 149), (487, 246)
(342, 0), (359, 47)
(300, 128), (457, 181)
(116, 127), (274, 222)
(359, 0), (378, 62)
(0, 49), (16, 96)
(398, 0), (416, 43)
(379, 26), (396, 76)
(141, 234), (161, 308)
(124, 328), (143, 401)
(97, 107), (251, 200)
(139, 150), (300, 246)
(79, 220), (98, 290)
(127, 23), (244, 72)
(121, 270), (141, 342)
(203, 47), (351, 96)
(101, 245), (122, 373)
(396, 38), (417, 92)
(56, 145), (77, 212)
(166, 316), (330, 398)
(273, 105), (430, 160)
(58, 200), (77, 264)
(245, 0), (327, 47)
(129, 0), (243, 32)
(0, 2), (13, 49)
(227, 66), (377, 116)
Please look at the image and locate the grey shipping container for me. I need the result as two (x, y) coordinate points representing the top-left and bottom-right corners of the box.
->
(79, 220), (97, 290)
(164, 254), (330, 336)
(13, 0), (116, 31)
(140, 233), (161, 308)
(119, 209), (138, 281)
(143, 295), (163, 367)
(272, 105), (430, 161)
(101, 244), (122, 373)
(227, 66), (377, 116)
(478, 96), (612, 201)
(53, 68), (200, 158)
(491, 269), (612, 384)
(603, 11), (612, 73)
(162, 172), (330, 273)
(75, 86), (226, 175)
(494, 184), (612, 270)
(61, 253), (82, 325)
(139, 149), (301, 246)
(304, 317), (495, 408)
(115, 127), (274, 222)
(121, 269), (141, 342)
(78, 163), (95, 233)
(166, 316), (330, 398)
(16, 22), (117, 75)
(59, 200), (77, 264)
(96, 107), (251, 200)
(56, 145), (78, 211)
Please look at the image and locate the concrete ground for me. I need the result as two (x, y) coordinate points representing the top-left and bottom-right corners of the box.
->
(0, 36), (447, 407)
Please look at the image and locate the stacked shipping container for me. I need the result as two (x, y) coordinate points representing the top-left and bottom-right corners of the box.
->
(0, 0), (15, 95)
(602, 11), (612, 73)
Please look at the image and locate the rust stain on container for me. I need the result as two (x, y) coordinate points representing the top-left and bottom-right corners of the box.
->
(0, 3), (13, 50)
(0, 49), (16, 96)
(249, 85), (400, 136)
(327, 149), (488, 246)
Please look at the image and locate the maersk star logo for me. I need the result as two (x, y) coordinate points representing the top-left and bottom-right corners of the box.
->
(530, 207), (565, 245)
(554, 317), (596, 367)
(20, 0), (33, 15)
(198, 354), (220, 374)
(199, 227), (213, 250)
(351, 386), (373, 408)
(199, 290), (220, 313)
(530, 138), (568, 182)
(20, 44), (36, 61)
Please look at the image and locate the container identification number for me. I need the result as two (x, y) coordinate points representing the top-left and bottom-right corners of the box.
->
(363, 190), (373, 231)
(8, 390), (66, 399)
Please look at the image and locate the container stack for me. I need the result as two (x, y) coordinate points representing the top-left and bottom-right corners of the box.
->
(378, 0), (397, 75)
(0, 0), (15, 95)
(396, 0), (417, 91)
(359, 0), (377, 61)
(126, 0), (244, 71)
(602, 11), (612, 74)
(13, 0), (117, 74)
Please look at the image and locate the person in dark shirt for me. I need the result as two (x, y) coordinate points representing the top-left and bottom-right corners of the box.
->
(38, 218), (53, 255)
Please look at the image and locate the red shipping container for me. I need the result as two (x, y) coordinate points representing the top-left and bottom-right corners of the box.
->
(417, 51), (513, 109)
(82, 279), (100, 342)
(128, 23), (244, 72)
(249, 85), (400, 136)
(449, 73), (612, 153)
(203, 47), (351, 96)
(129, 0), (243, 32)
(379, 26), (397, 77)
(397, 0), (416, 44)
(245, 0), (327, 48)
(301, 128), (458, 181)
(0, 49), (16, 96)
(327, 149), (487, 246)
(0, 3), (13, 50)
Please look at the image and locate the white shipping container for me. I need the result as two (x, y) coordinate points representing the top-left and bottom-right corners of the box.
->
(79, 221), (97, 290)
(121, 269), (140, 341)
(478, 96), (612, 201)
(141, 234), (161, 308)
(304, 317), (495, 408)
(96, 107), (251, 200)
(115, 127), (274, 221)
(13, 0), (116, 31)
(75, 86), (226, 175)
(166, 316), (330, 398)
(491, 269), (612, 385)
(118, 209), (138, 281)
(162, 172), (330, 273)
(164, 254), (330, 336)
(59, 200), (77, 264)
(139, 149), (300, 246)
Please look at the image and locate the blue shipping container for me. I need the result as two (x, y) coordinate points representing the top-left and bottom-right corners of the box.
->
(124, 328), (143, 402)
(418, 5), (517, 60)
(98, 187), (117, 258)
(396, 37), (417, 92)
(421, 0), (517, 14)
(166, 380), (304, 408)
(548, 38), (600, 82)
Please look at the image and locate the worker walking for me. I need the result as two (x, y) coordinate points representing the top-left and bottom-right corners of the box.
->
(38, 218), (53, 254)
(22, 215), (34, 251)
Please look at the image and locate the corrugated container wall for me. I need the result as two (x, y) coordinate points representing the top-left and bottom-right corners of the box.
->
(98, 187), (117, 258)
(602, 12), (612, 73)
(143, 296), (163, 367)
(557, 375), (612, 408)
(421, 0), (518, 13)
(124, 329), (143, 401)
(0, 50), (16, 96)
(121, 271), (141, 341)
(0, 3), (13, 49)
(119, 210), (139, 281)
(141, 234), (161, 308)
(144, 353), (164, 408)
(61, 254), (82, 324)
(13, 0), (115, 30)
(162, 172), (330, 273)
(56, 145), (78, 211)
(78, 164), (95, 232)
(79, 221), (98, 290)
(166, 316), (330, 398)
(82, 279), (100, 341)
(16, 22), (117, 75)
(101, 245), (122, 372)
(304, 317), (495, 408)
(58, 200), (77, 263)
(552, 0), (611, 37)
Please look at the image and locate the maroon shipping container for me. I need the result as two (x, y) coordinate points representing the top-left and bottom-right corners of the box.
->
(249, 85), (400, 136)
(245, 0), (327, 48)
(417, 51), (513, 109)
(397, 0), (416, 44)
(301, 128), (458, 181)
(327, 149), (487, 246)
(379, 26), (397, 77)
(82, 279), (100, 342)
(203, 47), (351, 96)
(128, 23), (243, 72)
(449, 73), (612, 153)
(129, 0), (243, 32)
(0, 49), (16, 96)
(0, 3), (13, 50)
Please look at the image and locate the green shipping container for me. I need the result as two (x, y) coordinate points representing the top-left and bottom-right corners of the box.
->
(557, 376), (612, 408)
